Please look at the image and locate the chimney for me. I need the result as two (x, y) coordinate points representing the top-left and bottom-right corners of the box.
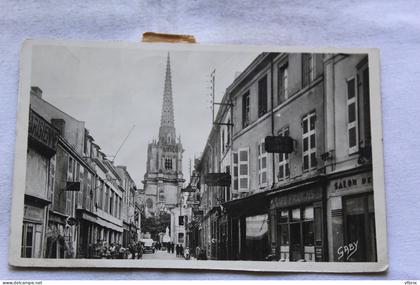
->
(30, 86), (43, 99)
(51, 119), (65, 136)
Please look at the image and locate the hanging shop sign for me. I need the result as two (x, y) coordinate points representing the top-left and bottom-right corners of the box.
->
(204, 173), (231, 186)
(181, 184), (196, 192)
(264, 135), (294, 153)
(66, 181), (81, 191)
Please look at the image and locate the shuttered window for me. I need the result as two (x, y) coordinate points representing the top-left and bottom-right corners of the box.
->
(232, 152), (239, 191)
(258, 140), (268, 186)
(302, 112), (317, 171)
(347, 77), (359, 154)
(238, 147), (249, 191)
(278, 127), (290, 180)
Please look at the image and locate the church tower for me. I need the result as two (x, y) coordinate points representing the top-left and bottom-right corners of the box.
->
(142, 53), (184, 217)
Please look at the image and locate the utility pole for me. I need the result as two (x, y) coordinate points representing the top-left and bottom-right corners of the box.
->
(211, 69), (215, 124)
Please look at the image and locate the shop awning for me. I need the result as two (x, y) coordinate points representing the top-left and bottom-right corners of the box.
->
(245, 214), (268, 240)
(223, 191), (268, 217)
(81, 212), (123, 233)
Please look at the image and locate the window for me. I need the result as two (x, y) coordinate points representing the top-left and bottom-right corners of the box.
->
(227, 119), (231, 147)
(347, 77), (359, 154)
(86, 172), (92, 211)
(21, 224), (34, 257)
(238, 147), (249, 191)
(360, 66), (371, 145)
(105, 186), (109, 212)
(303, 206), (314, 247)
(277, 206), (315, 262)
(278, 63), (289, 104)
(277, 210), (289, 249)
(99, 180), (104, 209)
(242, 92), (250, 128)
(119, 197), (122, 218)
(278, 127), (290, 180)
(221, 129), (225, 154)
(258, 140), (268, 186)
(96, 179), (102, 209)
(77, 166), (84, 208)
(165, 158), (172, 170)
(302, 53), (314, 87)
(74, 162), (80, 181)
(232, 152), (239, 191)
(258, 75), (268, 117)
(302, 112), (317, 171)
(109, 191), (114, 216)
(83, 130), (88, 155)
(67, 156), (74, 181)
(179, 215), (185, 226)
(178, 232), (184, 244)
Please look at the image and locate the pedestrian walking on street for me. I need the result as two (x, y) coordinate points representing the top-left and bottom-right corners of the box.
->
(180, 244), (184, 257)
(184, 247), (190, 260)
(175, 244), (179, 257)
(136, 242), (143, 259)
(171, 243), (175, 254)
(195, 246), (200, 259)
(129, 242), (136, 259)
(167, 243), (170, 253)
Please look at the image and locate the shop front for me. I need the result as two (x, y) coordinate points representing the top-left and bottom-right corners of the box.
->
(46, 212), (77, 259)
(76, 210), (123, 258)
(23, 109), (58, 258)
(224, 191), (270, 261)
(327, 166), (376, 262)
(268, 177), (327, 262)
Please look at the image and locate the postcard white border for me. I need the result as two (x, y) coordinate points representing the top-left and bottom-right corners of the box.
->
(9, 39), (388, 273)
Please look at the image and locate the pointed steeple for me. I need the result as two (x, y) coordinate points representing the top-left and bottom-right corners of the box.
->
(159, 53), (176, 145)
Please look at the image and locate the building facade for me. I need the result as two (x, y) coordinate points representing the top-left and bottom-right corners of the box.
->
(324, 54), (375, 262)
(22, 95), (59, 258)
(22, 86), (137, 259)
(195, 52), (376, 263)
(116, 165), (139, 248)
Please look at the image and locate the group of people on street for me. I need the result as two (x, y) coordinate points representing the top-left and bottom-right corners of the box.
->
(128, 241), (143, 259)
(94, 241), (128, 259)
(154, 241), (162, 251)
(166, 242), (175, 254)
(175, 244), (185, 258)
(164, 242), (189, 259)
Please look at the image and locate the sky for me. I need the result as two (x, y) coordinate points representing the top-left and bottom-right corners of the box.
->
(31, 44), (259, 186)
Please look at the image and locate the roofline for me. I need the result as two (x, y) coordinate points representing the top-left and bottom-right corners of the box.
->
(31, 93), (84, 124)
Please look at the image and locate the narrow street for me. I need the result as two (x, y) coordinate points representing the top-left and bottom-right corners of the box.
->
(141, 250), (194, 261)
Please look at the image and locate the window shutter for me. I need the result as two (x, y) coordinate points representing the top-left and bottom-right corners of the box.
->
(238, 147), (249, 192)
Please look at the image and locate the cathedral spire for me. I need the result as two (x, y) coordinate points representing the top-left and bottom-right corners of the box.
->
(159, 53), (176, 144)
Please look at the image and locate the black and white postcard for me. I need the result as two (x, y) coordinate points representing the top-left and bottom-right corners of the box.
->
(9, 40), (387, 272)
